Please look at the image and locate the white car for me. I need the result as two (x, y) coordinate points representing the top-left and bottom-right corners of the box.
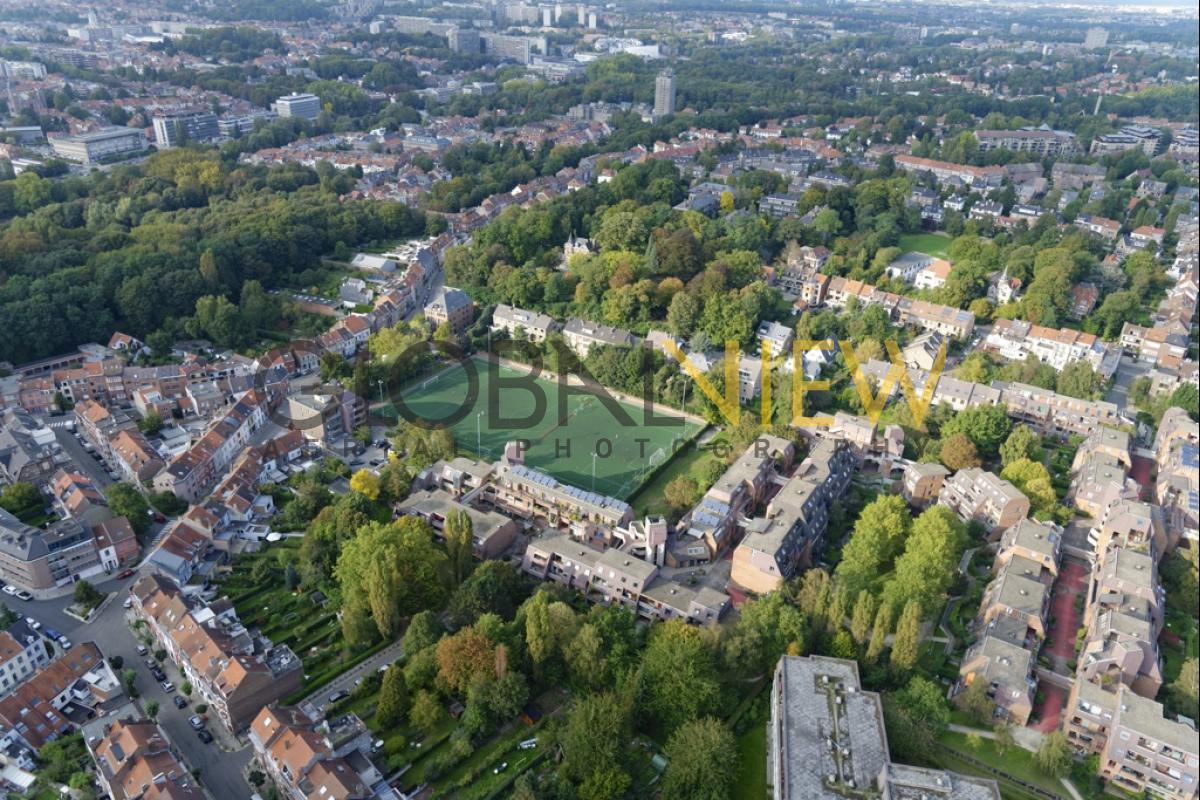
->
(14, 590), (32, 601)
(25, 618), (40, 630)
(2, 586), (16, 596)
(161, 682), (175, 693)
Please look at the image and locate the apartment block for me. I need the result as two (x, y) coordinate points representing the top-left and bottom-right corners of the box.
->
(424, 286), (475, 334)
(0, 619), (50, 699)
(88, 718), (205, 800)
(397, 488), (520, 559)
(957, 623), (1037, 726)
(769, 655), (1000, 799)
(975, 128), (1078, 156)
(0, 642), (122, 750)
(894, 154), (1004, 188)
(732, 438), (855, 594)
(491, 304), (560, 343)
(983, 319), (1120, 378)
(272, 92), (322, 120)
(489, 460), (633, 536)
(938, 468), (1030, 537)
(901, 461), (950, 506)
(50, 126), (147, 164)
(0, 508), (102, 592)
(562, 318), (636, 358)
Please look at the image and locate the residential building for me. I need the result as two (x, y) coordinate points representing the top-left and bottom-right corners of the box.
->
(768, 655), (1001, 799)
(49, 127), (147, 164)
(956, 627), (1037, 725)
(902, 461), (950, 506)
(0, 619), (50, 699)
(1090, 125), (1162, 157)
(1063, 680), (1198, 800)
(153, 389), (268, 503)
(0, 642), (121, 750)
(130, 575), (303, 733)
(732, 439), (855, 594)
(562, 318), (636, 358)
(654, 69), (676, 119)
(490, 461), (633, 536)
(398, 488), (520, 559)
(492, 304), (560, 343)
(975, 128), (1078, 156)
(248, 704), (396, 800)
(983, 319), (1119, 377)
(0, 408), (62, 486)
(977, 555), (1052, 640)
(938, 468), (1030, 536)
(0, 509), (102, 592)
(1154, 407), (1199, 542)
(894, 154), (1004, 188)
(152, 109), (218, 148)
(424, 287), (474, 334)
(88, 718), (205, 800)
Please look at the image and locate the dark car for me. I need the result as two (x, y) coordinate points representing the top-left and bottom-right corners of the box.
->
(152, 668), (167, 682)
(328, 689), (350, 704)
(173, 696), (187, 709)
(197, 729), (214, 744)
(116, 569), (135, 580)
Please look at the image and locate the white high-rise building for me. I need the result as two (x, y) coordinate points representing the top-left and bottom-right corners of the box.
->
(654, 69), (676, 119)
(271, 92), (322, 120)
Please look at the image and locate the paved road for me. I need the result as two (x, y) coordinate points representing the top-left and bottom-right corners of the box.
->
(303, 640), (405, 714)
(51, 426), (114, 488)
(1105, 354), (1146, 412)
(19, 574), (254, 800)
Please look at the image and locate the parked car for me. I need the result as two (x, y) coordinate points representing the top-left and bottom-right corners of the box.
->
(1, 586), (16, 596)
(116, 569), (135, 580)
(189, 715), (205, 730)
(14, 590), (31, 601)
(328, 689), (350, 704)
(123, 597), (134, 609)
(173, 696), (187, 709)
(24, 618), (40, 630)
(161, 681), (175, 693)
(136, 645), (148, 656)
(197, 730), (214, 744)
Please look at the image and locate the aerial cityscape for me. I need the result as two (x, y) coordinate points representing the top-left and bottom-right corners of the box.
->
(0, 0), (1196, 798)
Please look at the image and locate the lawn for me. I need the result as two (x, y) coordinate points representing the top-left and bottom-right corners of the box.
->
(733, 722), (769, 800)
(381, 356), (705, 500)
(935, 730), (1067, 799)
(628, 430), (722, 518)
(899, 232), (952, 259)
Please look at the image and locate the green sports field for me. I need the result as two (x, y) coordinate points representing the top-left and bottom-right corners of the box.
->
(388, 358), (705, 500)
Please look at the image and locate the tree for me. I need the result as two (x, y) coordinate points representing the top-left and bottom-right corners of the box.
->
(525, 592), (578, 673)
(435, 626), (496, 695)
(335, 518), (448, 646)
(1169, 658), (1199, 720)
(1000, 424), (1042, 466)
(443, 507), (474, 586)
(376, 665), (410, 728)
(73, 580), (103, 609)
(849, 591), (877, 646)
(1035, 731), (1072, 777)
(402, 610), (442, 656)
(883, 506), (966, 614)
(349, 469), (380, 501)
(993, 723), (1015, 755)
(836, 495), (912, 596)
(828, 629), (857, 660)
(0, 481), (40, 515)
(890, 600), (922, 672)
(409, 690), (446, 735)
(940, 404), (1012, 457)
(1056, 360), (1104, 399)
(956, 676), (994, 724)
(638, 619), (722, 735)
(448, 561), (528, 627)
(107, 483), (151, 536)
(722, 592), (807, 679)
(660, 718), (739, 800)
(146, 699), (159, 719)
(1000, 458), (1057, 516)
(138, 410), (165, 436)
(560, 692), (632, 789)
(865, 602), (893, 663)
(663, 475), (700, 515)
(940, 433), (980, 470)
(886, 676), (950, 762)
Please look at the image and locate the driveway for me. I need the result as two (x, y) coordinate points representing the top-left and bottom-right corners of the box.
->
(303, 640), (405, 713)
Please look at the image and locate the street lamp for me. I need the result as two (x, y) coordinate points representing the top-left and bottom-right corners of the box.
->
(476, 409), (485, 455)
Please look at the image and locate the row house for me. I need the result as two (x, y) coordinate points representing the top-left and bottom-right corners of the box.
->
(74, 400), (135, 460)
(983, 319), (1120, 377)
(894, 155), (1004, 188)
(0, 642), (121, 751)
(821, 277), (976, 338)
(489, 461), (634, 538)
(938, 468), (1030, 537)
(146, 521), (211, 585)
(1074, 213), (1122, 242)
(109, 429), (166, 484)
(1063, 680), (1198, 800)
(1068, 427), (1135, 518)
(50, 470), (108, 527)
(249, 704), (395, 800)
(731, 438), (855, 594)
(1120, 322), (1190, 368)
(1089, 500), (1171, 561)
(992, 380), (1126, 436)
(130, 575), (303, 733)
(956, 620), (1037, 726)
(977, 553), (1052, 641)
(88, 718), (204, 800)
(0, 619), (50, 699)
(521, 531), (728, 625)
(93, 517), (138, 571)
(153, 389), (268, 503)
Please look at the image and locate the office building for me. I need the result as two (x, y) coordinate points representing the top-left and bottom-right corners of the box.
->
(50, 127), (147, 165)
(271, 92), (322, 121)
